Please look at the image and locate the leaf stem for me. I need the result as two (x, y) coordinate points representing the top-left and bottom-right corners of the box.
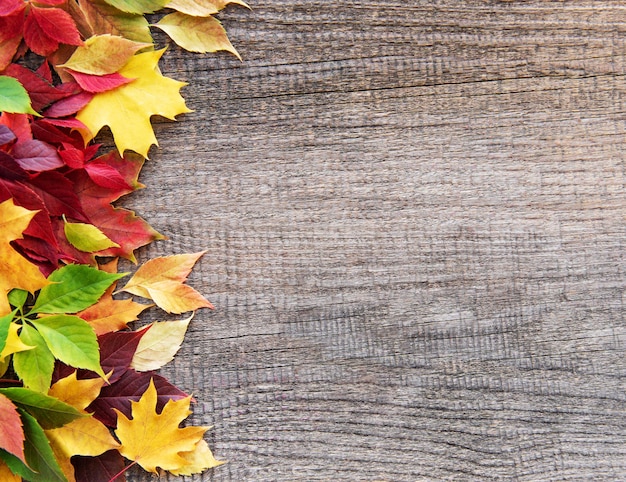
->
(108, 461), (137, 482)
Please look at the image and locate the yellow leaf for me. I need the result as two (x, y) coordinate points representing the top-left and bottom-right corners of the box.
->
(0, 199), (50, 315)
(0, 460), (20, 482)
(78, 295), (150, 335)
(130, 314), (193, 371)
(76, 49), (191, 158)
(63, 216), (120, 253)
(170, 439), (225, 476)
(154, 12), (241, 59)
(46, 373), (120, 479)
(121, 251), (213, 314)
(58, 34), (152, 75)
(166, 0), (250, 16)
(0, 322), (35, 359)
(114, 379), (208, 473)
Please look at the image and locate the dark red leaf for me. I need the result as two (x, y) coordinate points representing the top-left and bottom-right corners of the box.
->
(72, 450), (126, 482)
(40, 117), (87, 130)
(42, 91), (94, 118)
(36, 60), (53, 83)
(0, 152), (28, 181)
(68, 70), (134, 93)
(12, 139), (63, 171)
(3, 63), (68, 112)
(13, 234), (61, 274)
(87, 370), (189, 427)
(29, 171), (89, 221)
(96, 326), (151, 384)
(0, 126), (16, 147)
(31, 118), (79, 147)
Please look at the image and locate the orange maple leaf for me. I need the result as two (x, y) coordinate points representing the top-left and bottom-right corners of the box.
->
(114, 379), (208, 473)
(0, 199), (50, 315)
(120, 251), (213, 314)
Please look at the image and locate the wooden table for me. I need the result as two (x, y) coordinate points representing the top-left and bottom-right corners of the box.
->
(129, 1), (626, 480)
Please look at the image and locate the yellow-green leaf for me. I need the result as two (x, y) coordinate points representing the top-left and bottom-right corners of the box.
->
(153, 13), (240, 59)
(64, 217), (120, 253)
(166, 0), (249, 16)
(58, 34), (152, 75)
(76, 49), (191, 158)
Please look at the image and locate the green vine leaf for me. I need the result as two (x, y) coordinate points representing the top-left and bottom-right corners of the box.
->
(0, 76), (38, 115)
(13, 324), (55, 393)
(0, 388), (84, 430)
(31, 265), (127, 315)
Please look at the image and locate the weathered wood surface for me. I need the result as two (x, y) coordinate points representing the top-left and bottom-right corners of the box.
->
(128, 1), (625, 480)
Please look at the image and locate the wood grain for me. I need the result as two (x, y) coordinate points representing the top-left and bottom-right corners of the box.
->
(127, 1), (625, 480)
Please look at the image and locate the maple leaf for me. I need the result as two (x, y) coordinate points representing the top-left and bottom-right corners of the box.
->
(45, 373), (120, 481)
(0, 198), (50, 315)
(76, 49), (191, 158)
(154, 13), (241, 58)
(114, 379), (207, 473)
(121, 252), (213, 314)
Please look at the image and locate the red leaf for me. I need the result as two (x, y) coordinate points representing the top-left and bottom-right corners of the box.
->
(0, 36), (22, 72)
(0, 113), (32, 145)
(35, 0), (67, 5)
(68, 70), (134, 93)
(24, 6), (82, 56)
(97, 327), (151, 383)
(36, 60), (53, 83)
(0, 393), (26, 465)
(72, 450), (126, 482)
(13, 234), (61, 274)
(59, 146), (85, 168)
(29, 170), (89, 221)
(31, 118), (81, 147)
(3, 63), (68, 112)
(85, 161), (132, 190)
(0, 0), (23, 16)
(43, 91), (94, 118)
(87, 370), (189, 427)
(12, 139), (63, 171)
(40, 117), (87, 130)
(0, 8), (24, 40)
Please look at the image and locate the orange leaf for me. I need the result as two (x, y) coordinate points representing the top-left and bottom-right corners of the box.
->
(0, 199), (50, 315)
(121, 251), (213, 314)
(114, 379), (207, 473)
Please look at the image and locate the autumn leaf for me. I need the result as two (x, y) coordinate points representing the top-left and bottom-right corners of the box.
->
(0, 393), (26, 466)
(0, 198), (50, 316)
(63, 216), (120, 253)
(46, 373), (120, 481)
(76, 49), (191, 158)
(131, 315), (192, 371)
(78, 0), (153, 44)
(114, 379), (207, 473)
(170, 439), (224, 475)
(167, 0), (250, 15)
(154, 13), (240, 58)
(121, 252), (213, 314)
(58, 34), (151, 75)
(78, 295), (149, 335)
(102, 0), (170, 14)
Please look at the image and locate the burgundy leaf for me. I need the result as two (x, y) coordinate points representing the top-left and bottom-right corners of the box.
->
(12, 139), (63, 171)
(87, 370), (189, 427)
(31, 119), (77, 147)
(36, 60), (53, 83)
(72, 450), (126, 482)
(0, 152), (27, 181)
(13, 234), (61, 274)
(97, 326), (151, 384)
(0, 126), (16, 147)
(68, 70), (134, 93)
(29, 170), (89, 221)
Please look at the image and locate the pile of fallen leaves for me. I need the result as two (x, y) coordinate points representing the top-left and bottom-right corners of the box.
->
(0, 1), (244, 480)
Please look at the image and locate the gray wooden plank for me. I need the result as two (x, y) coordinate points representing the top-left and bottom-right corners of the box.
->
(126, 1), (625, 480)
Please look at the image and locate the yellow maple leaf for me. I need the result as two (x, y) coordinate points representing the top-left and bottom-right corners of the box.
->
(0, 199), (50, 316)
(75, 49), (191, 158)
(114, 379), (208, 473)
(46, 373), (120, 481)
(121, 251), (213, 314)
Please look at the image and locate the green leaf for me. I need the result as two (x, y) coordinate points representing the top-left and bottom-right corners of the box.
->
(31, 264), (126, 314)
(13, 325), (55, 393)
(0, 410), (67, 482)
(154, 12), (241, 58)
(0, 76), (38, 115)
(103, 0), (169, 14)
(63, 217), (120, 253)
(8, 289), (28, 311)
(29, 315), (105, 377)
(0, 388), (83, 430)
(0, 310), (13, 356)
